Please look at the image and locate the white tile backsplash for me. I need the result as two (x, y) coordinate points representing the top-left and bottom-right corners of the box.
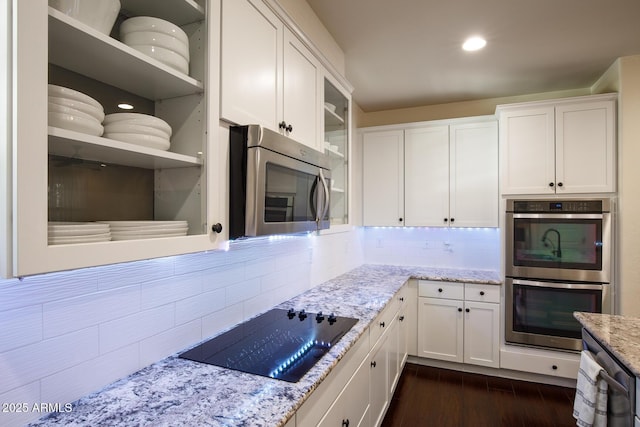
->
(0, 226), (497, 426)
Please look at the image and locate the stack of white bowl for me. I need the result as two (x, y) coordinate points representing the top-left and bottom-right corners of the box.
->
(49, 0), (121, 35)
(99, 220), (188, 241)
(48, 84), (105, 136)
(120, 16), (190, 75)
(48, 222), (111, 245)
(103, 113), (172, 151)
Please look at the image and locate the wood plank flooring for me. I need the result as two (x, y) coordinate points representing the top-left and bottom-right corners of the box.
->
(382, 363), (576, 427)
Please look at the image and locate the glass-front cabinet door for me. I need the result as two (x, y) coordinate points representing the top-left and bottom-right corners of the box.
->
(323, 76), (350, 227)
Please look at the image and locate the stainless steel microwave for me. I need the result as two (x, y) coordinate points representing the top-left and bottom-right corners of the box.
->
(229, 125), (331, 239)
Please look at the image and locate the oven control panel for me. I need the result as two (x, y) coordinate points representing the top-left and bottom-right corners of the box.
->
(510, 199), (608, 213)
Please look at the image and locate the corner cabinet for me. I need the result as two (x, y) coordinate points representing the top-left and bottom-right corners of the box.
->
(497, 93), (617, 195)
(8, 0), (222, 277)
(220, 0), (322, 151)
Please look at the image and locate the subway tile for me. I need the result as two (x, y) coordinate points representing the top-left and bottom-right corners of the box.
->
(139, 320), (201, 367)
(0, 305), (42, 353)
(175, 287), (226, 326)
(99, 305), (175, 354)
(200, 263), (246, 291)
(96, 257), (175, 291)
(201, 304), (244, 339)
(40, 344), (140, 408)
(43, 285), (141, 339)
(225, 277), (261, 306)
(140, 272), (202, 311)
(0, 327), (99, 395)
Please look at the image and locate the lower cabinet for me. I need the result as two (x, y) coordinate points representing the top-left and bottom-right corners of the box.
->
(417, 280), (500, 369)
(296, 283), (410, 426)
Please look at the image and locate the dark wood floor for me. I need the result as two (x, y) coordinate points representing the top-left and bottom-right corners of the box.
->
(382, 363), (576, 427)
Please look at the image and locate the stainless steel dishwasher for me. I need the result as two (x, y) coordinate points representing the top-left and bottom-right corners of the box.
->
(582, 329), (635, 427)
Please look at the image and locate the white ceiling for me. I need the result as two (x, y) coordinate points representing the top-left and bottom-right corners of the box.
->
(306, 0), (640, 112)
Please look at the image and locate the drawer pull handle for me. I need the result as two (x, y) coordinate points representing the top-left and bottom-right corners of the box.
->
(342, 420), (350, 427)
(399, 316), (405, 321)
(371, 361), (377, 368)
(380, 321), (385, 328)
(399, 297), (404, 302)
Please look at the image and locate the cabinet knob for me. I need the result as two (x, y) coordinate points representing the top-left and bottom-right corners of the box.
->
(458, 308), (462, 312)
(211, 223), (223, 233)
(444, 218), (448, 222)
(552, 365), (558, 370)
(557, 182), (563, 187)
(399, 217), (403, 222)
(450, 218), (455, 223)
(399, 315), (405, 321)
(438, 288), (443, 293)
(549, 182), (555, 187)
(279, 121), (287, 130)
(465, 308), (470, 313)
(342, 420), (350, 427)
(286, 124), (293, 133)
(480, 291), (485, 296)
(399, 297), (404, 302)
(380, 321), (385, 328)
(371, 361), (377, 368)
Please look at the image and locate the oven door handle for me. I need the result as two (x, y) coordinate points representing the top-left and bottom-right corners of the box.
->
(511, 278), (604, 290)
(318, 168), (330, 222)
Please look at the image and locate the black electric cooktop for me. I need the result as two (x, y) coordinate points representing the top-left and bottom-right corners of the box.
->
(179, 308), (359, 382)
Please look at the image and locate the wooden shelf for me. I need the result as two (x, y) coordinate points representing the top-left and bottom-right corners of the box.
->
(119, 0), (205, 26)
(48, 127), (202, 169)
(48, 7), (203, 101)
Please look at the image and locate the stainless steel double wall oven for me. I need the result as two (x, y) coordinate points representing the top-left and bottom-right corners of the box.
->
(505, 199), (613, 351)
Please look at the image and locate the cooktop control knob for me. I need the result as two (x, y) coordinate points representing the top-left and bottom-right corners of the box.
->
(315, 311), (325, 323)
(328, 313), (337, 325)
(287, 308), (296, 319)
(298, 309), (308, 321)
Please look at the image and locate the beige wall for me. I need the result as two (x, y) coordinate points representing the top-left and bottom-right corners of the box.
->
(616, 55), (640, 316)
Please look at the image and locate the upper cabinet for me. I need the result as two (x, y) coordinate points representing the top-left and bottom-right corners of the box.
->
(6, 0), (222, 277)
(497, 93), (617, 195)
(220, 0), (322, 151)
(362, 116), (498, 228)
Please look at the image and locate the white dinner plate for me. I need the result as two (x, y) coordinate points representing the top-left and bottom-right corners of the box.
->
(103, 132), (170, 151)
(49, 112), (104, 136)
(48, 223), (110, 236)
(127, 44), (189, 75)
(111, 227), (188, 236)
(110, 231), (187, 241)
(49, 233), (112, 245)
(103, 113), (172, 136)
(121, 30), (189, 61)
(103, 122), (170, 140)
(48, 96), (105, 121)
(48, 84), (103, 111)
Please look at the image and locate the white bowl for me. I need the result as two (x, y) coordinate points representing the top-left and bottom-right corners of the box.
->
(48, 84), (103, 111)
(104, 132), (170, 151)
(49, 111), (104, 136)
(128, 44), (189, 74)
(48, 102), (101, 123)
(49, 0), (120, 35)
(103, 113), (172, 136)
(104, 122), (170, 140)
(48, 95), (105, 121)
(121, 31), (189, 61)
(324, 102), (337, 113)
(120, 16), (188, 46)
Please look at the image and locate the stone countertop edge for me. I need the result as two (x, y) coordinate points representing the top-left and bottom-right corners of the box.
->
(574, 312), (640, 377)
(28, 264), (501, 427)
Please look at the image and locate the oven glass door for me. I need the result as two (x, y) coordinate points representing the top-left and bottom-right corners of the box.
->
(506, 278), (607, 350)
(506, 213), (610, 282)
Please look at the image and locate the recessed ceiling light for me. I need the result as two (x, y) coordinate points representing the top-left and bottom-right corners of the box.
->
(462, 36), (487, 52)
(118, 103), (134, 110)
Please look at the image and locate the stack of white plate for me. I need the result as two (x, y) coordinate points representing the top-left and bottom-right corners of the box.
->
(99, 220), (188, 241)
(48, 222), (111, 245)
(120, 16), (190, 75)
(48, 84), (105, 136)
(103, 113), (172, 151)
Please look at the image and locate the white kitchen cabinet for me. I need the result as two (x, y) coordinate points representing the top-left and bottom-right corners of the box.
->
(362, 116), (498, 228)
(404, 119), (498, 227)
(500, 345), (579, 379)
(369, 321), (392, 427)
(362, 130), (404, 226)
(7, 0), (222, 277)
(323, 75), (352, 227)
(417, 281), (500, 368)
(498, 93), (616, 195)
(220, 0), (322, 151)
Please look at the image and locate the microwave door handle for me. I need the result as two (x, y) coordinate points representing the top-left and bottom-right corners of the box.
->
(318, 169), (330, 222)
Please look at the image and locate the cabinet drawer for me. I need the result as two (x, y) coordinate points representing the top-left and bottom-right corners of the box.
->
(500, 347), (579, 379)
(464, 283), (500, 303)
(370, 301), (397, 347)
(418, 280), (464, 300)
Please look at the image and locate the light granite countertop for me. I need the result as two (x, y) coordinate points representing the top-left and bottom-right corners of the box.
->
(29, 264), (501, 427)
(574, 312), (640, 377)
